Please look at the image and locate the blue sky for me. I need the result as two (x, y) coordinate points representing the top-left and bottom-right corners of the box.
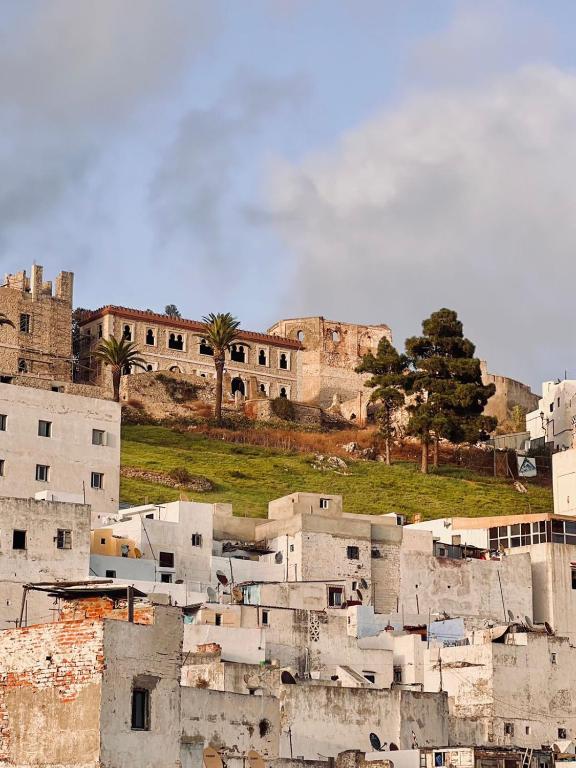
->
(1, 0), (576, 388)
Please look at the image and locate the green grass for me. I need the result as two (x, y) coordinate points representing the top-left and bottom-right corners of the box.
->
(120, 425), (553, 520)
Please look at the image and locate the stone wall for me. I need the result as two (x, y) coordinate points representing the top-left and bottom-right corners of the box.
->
(481, 361), (538, 426)
(245, 398), (323, 426)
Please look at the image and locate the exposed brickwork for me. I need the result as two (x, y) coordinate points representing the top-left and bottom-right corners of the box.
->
(59, 596), (155, 625)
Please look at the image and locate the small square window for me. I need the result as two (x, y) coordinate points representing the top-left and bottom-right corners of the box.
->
(56, 529), (72, 550)
(159, 551), (174, 568)
(0, 414), (6, 431)
(145, 513), (154, 519)
(131, 688), (150, 731)
(38, 420), (52, 438)
(36, 464), (50, 482)
(91, 472), (104, 489)
(100, 537), (106, 545)
(12, 530), (26, 550)
(19, 314), (30, 333)
(504, 723), (514, 736)
(347, 545), (360, 560)
(92, 429), (105, 446)
(105, 570), (117, 578)
(328, 586), (344, 607)
(215, 613), (222, 626)
(363, 671), (376, 684)
(18, 358), (28, 373)
(191, 533), (202, 547)
(319, 498), (330, 509)
(262, 610), (269, 626)
(160, 573), (172, 583)
(559, 728), (567, 739)
(393, 667), (403, 683)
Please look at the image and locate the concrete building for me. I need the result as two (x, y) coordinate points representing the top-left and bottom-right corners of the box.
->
(0, 264), (73, 381)
(553, 447), (576, 515)
(0, 382), (120, 522)
(0, 496), (91, 629)
(526, 380), (576, 450)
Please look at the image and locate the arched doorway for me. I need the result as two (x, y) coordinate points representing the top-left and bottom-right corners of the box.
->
(231, 377), (245, 396)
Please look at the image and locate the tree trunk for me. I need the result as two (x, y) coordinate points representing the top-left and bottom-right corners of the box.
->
(214, 353), (225, 424)
(385, 436), (391, 466)
(421, 440), (429, 474)
(433, 436), (439, 468)
(112, 367), (121, 402)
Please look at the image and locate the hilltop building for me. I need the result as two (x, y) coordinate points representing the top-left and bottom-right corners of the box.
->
(526, 380), (576, 450)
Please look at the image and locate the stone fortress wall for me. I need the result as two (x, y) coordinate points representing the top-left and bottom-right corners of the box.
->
(480, 360), (539, 425)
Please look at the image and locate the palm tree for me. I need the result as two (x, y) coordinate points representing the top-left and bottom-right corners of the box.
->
(94, 336), (147, 402)
(199, 312), (240, 424)
(0, 313), (14, 329)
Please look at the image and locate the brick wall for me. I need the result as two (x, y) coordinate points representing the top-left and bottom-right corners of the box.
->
(59, 596), (155, 625)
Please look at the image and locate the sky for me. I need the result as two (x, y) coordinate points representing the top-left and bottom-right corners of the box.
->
(1, 0), (576, 390)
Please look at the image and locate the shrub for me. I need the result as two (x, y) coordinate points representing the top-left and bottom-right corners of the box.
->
(168, 467), (192, 484)
(271, 397), (296, 421)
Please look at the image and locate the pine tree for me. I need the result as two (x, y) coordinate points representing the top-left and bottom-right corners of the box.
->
(356, 338), (407, 465)
(404, 308), (497, 473)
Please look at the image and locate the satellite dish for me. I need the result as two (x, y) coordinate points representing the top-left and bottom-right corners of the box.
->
(206, 586), (217, 602)
(545, 621), (554, 635)
(525, 615), (535, 630)
(281, 670), (297, 684)
(203, 747), (223, 768)
(243, 673), (260, 691)
(356, 589), (364, 602)
(175, 579), (184, 584)
(247, 751), (265, 768)
(360, 578), (368, 590)
(507, 609), (515, 623)
(275, 551), (283, 564)
(390, 743), (399, 751)
(369, 733), (384, 752)
(232, 586), (243, 603)
(216, 571), (229, 586)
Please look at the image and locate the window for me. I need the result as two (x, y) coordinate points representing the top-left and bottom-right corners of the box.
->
(504, 723), (514, 736)
(100, 537), (106, 545)
(168, 332), (184, 350)
(559, 728), (567, 739)
(199, 339), (213, 356)
(191, 533), (202, 547)
(572, 569), (576, 590)
(56, 529), (72, 550)
(347, 545), (360, 560)
(38, 420), (52, 438)
(279, 386), (287, 398)
(159, 551), (174, 568)
(105, 570), (117, 578)
(550, 402), (554, 413)
(328, 585), (344, 607)
(0, 414), (6, 431)
(297, 330), (304, 342)
(215, 613), (222, 626)
(91, 472), (104, 489)
(12, 530), (26, 550)
(122, 324), (132, 341)
(145, 513), (154, 519)
(279, 353), (288, 370)
(558, 397), (561, 407)
(0, 459), (4, 476)
(145, 329), (155, 346)
(525, 726), (531, 735)
(51, 385), (63, 393)
(290, 544), (294, 552)
(97, 324), (103, 338)
(0, 376), (13, 384)
(371, 547), (381, 558)
(131, 688), (150, 731)
(393, 666), (403, 683)
(551, 653), (557, 664)
(92, 429), (105, 446)
(319, 498), (330, 509)
(363, 671), (375, 684)
(36, 464), (49, 482)
(262, 610), (269, 626)
(258, 349), (267, 366)
(19, 314), (30, 333)
(230, 344), (246, 363)
(120, 544), (129, 557)
(160, 573), (172, 583)
(18, 359), (28, 373)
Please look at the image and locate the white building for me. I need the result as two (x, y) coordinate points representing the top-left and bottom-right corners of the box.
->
(0, 382), (120, 522)
(553, 448), (576, 515)
(526, 380), (576, 450)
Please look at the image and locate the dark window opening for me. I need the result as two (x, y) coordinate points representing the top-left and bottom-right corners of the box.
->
(36, 464), (49, 482)
(393, 666), (402, 683)
(122, 325), (132, 341)
(92, 429), (105, 446)
(56, 529), (72, 550)
(279, 387), (287, 398)
(0, 377), (13, 384)
(347, 545), (360, 560)
(19, 314), (31, 333)
(572, 569), (576, 590)
(123, 364), (131, 375)
(168, 333), (184, 351)
(0, 414), (6, 431)
(146, 364), (153, 371)
(38, 420), (52, 437)
(145, 513), (154, 519)
(504, 723), (514, 736)
(18, 359), (28, 374)
(231, 377), (245, 396)
(364, 671), (376, 684)
(215, 613), (222, 626)
(262, 610), (269, 626)
(258, 349), (267, 366)
(199, 339), (213, 356)
(159, 551), (174, 568)
(0, 459), (4, 476)
(279, 353), (288, 370)
(191, 533), (202, 547)
(328, 586), (344, 607)
(259, 719), (271, 737)
(260, 383), (266, 393)
(145, 329), (155, 345)
(97, 324), (103, 338)
(320, 498), (330, 509)
(160, 573), (173, 583)
(13, 529), (26, 550)
(91, 472), (104, 489)
(106, 570), (117, 578)
(559, 728), (567, 739)
(131, 688), (150, 731)
(230, 344), (246, 363)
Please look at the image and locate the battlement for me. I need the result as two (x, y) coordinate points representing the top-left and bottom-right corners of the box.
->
(3, 264), (73, 303)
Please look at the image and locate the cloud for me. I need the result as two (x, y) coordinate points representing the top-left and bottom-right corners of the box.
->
(0, 0), (217, 251)
(264, 66), (576, 387)
(150, 72), (310, 262)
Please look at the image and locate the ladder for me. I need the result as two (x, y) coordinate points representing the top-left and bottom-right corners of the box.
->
(522, 748), (533, 768)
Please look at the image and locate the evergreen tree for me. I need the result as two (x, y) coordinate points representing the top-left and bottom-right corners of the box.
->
(356, 338), (407, 465)
(404, 308), (497, 473)
(165, 304), (181, 319)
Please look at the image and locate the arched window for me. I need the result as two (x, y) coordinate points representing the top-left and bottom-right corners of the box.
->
(169, 365), (181, 373)
(258, 349), (267, 366)
(146, 364), (153, 371)
(168, 332), (184, 351)
(231, 377), (245, 396)
(279, 353), (288, 370)
(146, 329), (155, 346)
(199, 338), (213, 356)
(123, 364), (131, 375)
(280, 387), (287, 398)
(123, 324), (132, 341)
(17, 358), (28, 374)
(260, 383), (266, 393)
(297, 330), (304, 342)
(332, 330), (341, 343)
(231, 344), (246, 363)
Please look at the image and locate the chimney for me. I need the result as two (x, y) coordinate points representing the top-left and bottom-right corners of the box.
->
(30, 264), (44, 300)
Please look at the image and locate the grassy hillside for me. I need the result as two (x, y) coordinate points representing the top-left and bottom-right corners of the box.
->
(120, 425), (553, 520)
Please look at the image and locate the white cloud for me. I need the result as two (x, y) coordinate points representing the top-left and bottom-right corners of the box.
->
(266, 66), (576, 386)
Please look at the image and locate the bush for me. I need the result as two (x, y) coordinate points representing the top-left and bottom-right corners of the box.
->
(271, 397), (296, 421)
(168, 467), (192, 484)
